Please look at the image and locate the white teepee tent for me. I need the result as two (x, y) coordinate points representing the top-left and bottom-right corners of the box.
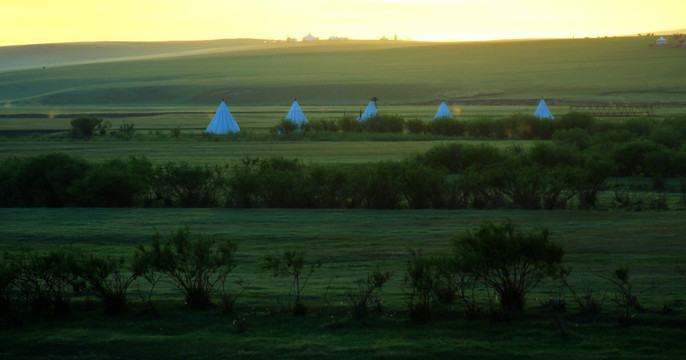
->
(285, 100), (308, 125)
(357, 101), (378, 121)
(534, 98), (554, 119)
(205, 101), (240, 134)
(434, 101), (453, 119)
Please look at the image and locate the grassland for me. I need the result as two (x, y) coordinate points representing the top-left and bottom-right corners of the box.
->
(1, 208), (685, 359)
(2, 37), (685, 111)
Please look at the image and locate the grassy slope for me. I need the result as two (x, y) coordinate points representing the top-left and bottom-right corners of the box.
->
(1, 208), (685, 359)
(1, 37), (685, 109)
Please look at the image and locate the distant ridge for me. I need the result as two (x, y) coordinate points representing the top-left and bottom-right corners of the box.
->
(629, 28), (686, 36)
(0, 39), (266, 72)
(6, 32), (684, 73)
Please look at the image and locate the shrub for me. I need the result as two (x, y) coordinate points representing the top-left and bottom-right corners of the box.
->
(262, 250), (322, 316)
(603, 266), (654, 326)
(309, 119), (340, 132)
(306, 164), (351, 208)
(273, 119), (300, 134)
(429, 117), (465, 136)
(7, 248), (81, 317)
(135, 227), (237, 310)
(254, 157), (309, 207)
(453, 220), (563, 311)
(71, 156), (153, 207)
(362, 114), (405, 133)
(405, 119), (426, 134)
(117, 121), (136, 139)
(557, 112), (596, 132)
(339, 116), (364, 132)
(613, 140), (665, 177)
(621, 118), (653, 138)
(347, 269), (392, 320)
(76, 255), (137, 316)
(567, 155), (614, 209)
(352, 161), (404, 209)
(501, 113), (552, 139)
(403, 250), (436, 322)
(70, 116), (104, 138)
(11, 153), (91, 207)
(466, 118), (505, 138)
(557, 268), (605, 314)
(399, 159), (448, 209)
(420, 143), (505, 174)
(551, 128), (592, 150)
(152, 163), (226, 207)
(0, 256), (18, 326)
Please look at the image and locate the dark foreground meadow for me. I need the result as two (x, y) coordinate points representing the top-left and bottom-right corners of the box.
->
(1, 208), (685, 359)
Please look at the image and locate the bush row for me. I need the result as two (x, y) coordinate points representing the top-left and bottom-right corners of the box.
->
(2, 222), (671, 327)
(0, 222), (565, 323)
(275, 113), (686, 141)
(3, 135), (686, 208)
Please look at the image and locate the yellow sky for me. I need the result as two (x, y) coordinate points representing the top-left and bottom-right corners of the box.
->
(2, 0), (684, 46)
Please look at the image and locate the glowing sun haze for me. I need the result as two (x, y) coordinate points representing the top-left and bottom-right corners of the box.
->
(2, 0), (684, 46)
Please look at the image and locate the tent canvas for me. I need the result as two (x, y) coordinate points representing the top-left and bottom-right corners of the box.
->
(656, 36), (667, 45)
(434, 101), (453, 119)
(358, 101), (378, 121)
(205, 101), (240, 134)
(285, 100), (308, 125)
(534, 98), (554, 119)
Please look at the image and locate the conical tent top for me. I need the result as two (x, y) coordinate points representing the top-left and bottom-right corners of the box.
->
(285, 100), (308, 125)
(434, 101), (453, 119)
(534, 98), (554, 119)
(205, 101), (240, 134)
(357, 101), (378, 121)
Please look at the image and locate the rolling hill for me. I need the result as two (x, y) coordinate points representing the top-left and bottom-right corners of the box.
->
(1, 36), (684, 108)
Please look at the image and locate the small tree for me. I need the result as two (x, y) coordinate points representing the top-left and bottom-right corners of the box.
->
(7, 248), (81, 316)
(117, 121), (136, 139)
(347, 269), (392, 320)
(454, 220), (563, 312)
(77, 255), (137, 316)
(273, 119), (300, 134)
(403, 250), (436, 322)
(132, 248), (162, 316)
(0, 255), (18, 326)
(262, 250), (321, 316)
(601, 266), (655, 326)
(135, 227), (237, 310)
(70, 116), (104, 139)
(557, 267), (605, 314)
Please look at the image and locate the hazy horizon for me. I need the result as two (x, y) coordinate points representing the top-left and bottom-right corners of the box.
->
(3, 0), (684, 47)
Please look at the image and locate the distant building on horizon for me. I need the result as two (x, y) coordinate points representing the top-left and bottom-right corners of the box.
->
(303, 33), (319, 41)
(328, 35), (349, 41)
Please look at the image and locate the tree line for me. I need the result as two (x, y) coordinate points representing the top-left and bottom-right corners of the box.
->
(2, 123), (686, 209)
(279, 112), (686, 141)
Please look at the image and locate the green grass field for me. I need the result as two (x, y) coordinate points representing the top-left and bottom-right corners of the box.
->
(2, 37), (685, 110)
(1, 208), (685, 359)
